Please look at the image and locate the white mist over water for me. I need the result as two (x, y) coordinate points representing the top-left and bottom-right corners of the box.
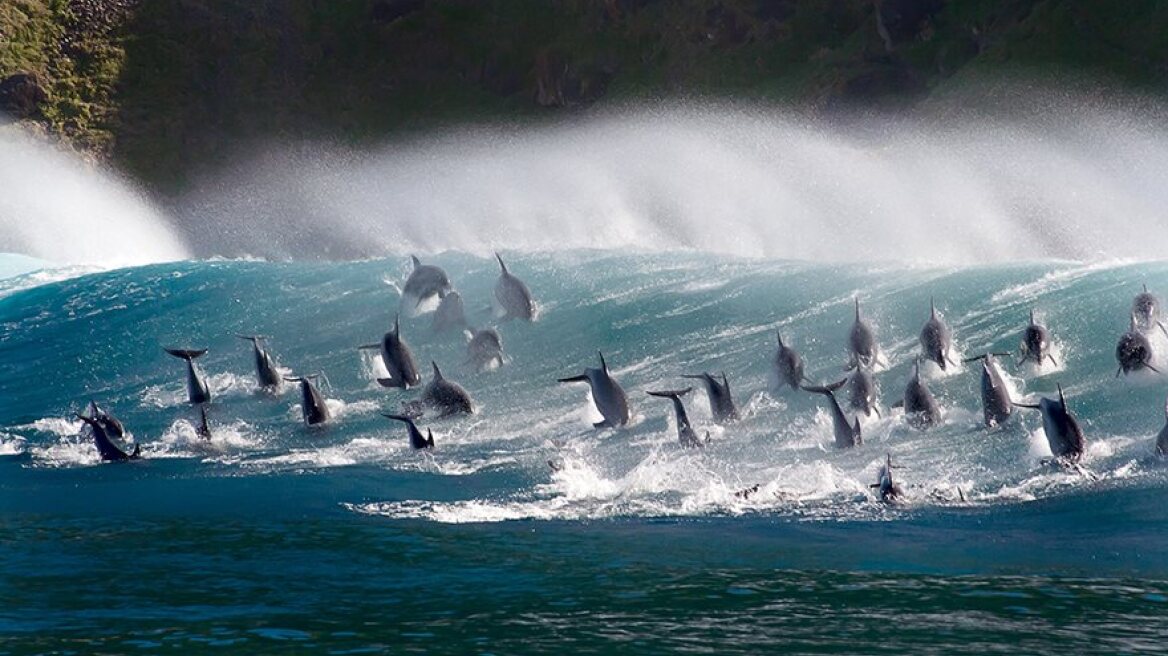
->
(0, 128), (189, 267)
(176, 101), (1168, 264)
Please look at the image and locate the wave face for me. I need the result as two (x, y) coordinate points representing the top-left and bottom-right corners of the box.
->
(4, 253), (1168, 651)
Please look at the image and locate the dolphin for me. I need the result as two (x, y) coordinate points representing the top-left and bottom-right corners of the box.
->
(901, 359), (941, 430)
(1019, 310), (1057, 367)
(359, 315), (421, 388)
(432, 290), (468, 333)
(284, 374), (330, 426)
(848, 298), (879, 370)
(1132, 284), (1168, 337)
(382, 413), (435, 449)
(846, 368), (880, 418)
(647, 388), (703, 448)
(802, 379), (862, 448)
(774, 332), (808, 390)
(558, 351), (631, 428)
(1155, 396), (1168, 457)
(681, 371), (739, 424)
(964, 353), (1014, 428)
(870, 453), (903, 503)
(919, 297), (955, 370)
(1016, 384), (1086, 463)
(164, 347), (212, 404)
(420, 362), (475, 417)
(76, 412), (140, 462)
(1115, 315), (1160, 377)
(401, 255), (452, 309)
(236, 335), (282, 391)
(465, 327), (505, 371)
(494, 252), (536, 321)
(84, 400), (125, 439)
(196, 404), (212, 441)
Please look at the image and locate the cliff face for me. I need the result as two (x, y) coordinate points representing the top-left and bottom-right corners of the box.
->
(3, 0), (1167, 191)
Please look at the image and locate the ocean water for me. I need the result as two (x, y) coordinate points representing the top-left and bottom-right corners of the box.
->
(4, 251), (1168, 654)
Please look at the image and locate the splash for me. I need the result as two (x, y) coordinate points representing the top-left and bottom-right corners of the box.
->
(174, 100), (1168, 264)
(0, 129), (189, 267)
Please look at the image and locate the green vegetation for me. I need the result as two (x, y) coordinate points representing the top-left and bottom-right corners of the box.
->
(2, 0), (1167, 191)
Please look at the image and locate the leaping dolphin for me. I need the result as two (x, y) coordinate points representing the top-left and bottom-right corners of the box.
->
(382, 413), (435, 449)
(647, 388), (703, 448)
(465, 327), (504, 371)
(900, 358), (941, 430)
(164, 347), (212, 404)
(196, 404), (212, 441)
(359, 315), (421, 388)
(681, 371), (739, 424)
(420, 362), (475, 417)
(802, 379), (862, 448)
(1016, 384), (1086, 463)
(432, 290), (468, 333)
(401, 255), (452, 309)
(1116, 315), (1160, 377)
(284, 374), (330, 426)
(1132, 284), (1168, 337)
(848, 298), (879, 370)
(1019, 310), (1057, 367)
(919, 297), (956, 370)
(774, 332), (808, 390)
(1155, 396), (1168, 457)
(870, 453), (903, 503)
(494, 252), (536, 322)
(84, 400), (125, 439)
(965, 353), (1014, 428)
(76, 412), (140, 462)
(237, 335), (283, 391)
(558, 352), (631, 428)
(846, 368), (880, 418)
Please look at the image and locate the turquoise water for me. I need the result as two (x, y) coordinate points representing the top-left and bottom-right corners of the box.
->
(4, 251), (1168, 653)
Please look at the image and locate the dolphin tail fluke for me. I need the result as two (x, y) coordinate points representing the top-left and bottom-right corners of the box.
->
(165, 348), (208, 360)
(495, 252), (507, 273)
(558, 374), (589, 383)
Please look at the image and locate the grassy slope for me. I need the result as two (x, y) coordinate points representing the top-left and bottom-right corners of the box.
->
(2, 0), (1167, 190)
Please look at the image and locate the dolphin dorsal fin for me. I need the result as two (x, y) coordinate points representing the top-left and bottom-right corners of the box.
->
(1163, 395), (1168, 422)
(930, 296), (936, 319)
(777, 332), (785, 348)
(411, 255), (421, 269)
(431, 361), (443, 380)
(855, 297), (861, 321)
(1057, 383), (1067, 411)
(598, 351), (608, 372)
(1029, 308), (1035, 325)
(427, 429), (435, 447)
(393, 313), (401, 336)
(721, 372), (730, 392)
(495, 252), (507, 273)
(1145, 283), (1150, 294)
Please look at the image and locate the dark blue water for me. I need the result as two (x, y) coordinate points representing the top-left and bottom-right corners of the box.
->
(3, 252), (1168, 653)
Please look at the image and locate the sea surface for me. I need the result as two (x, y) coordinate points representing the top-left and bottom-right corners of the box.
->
(3, 251), (1168, 654)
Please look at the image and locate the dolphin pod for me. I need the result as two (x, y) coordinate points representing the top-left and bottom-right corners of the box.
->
(74, 254), (1168, 493)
